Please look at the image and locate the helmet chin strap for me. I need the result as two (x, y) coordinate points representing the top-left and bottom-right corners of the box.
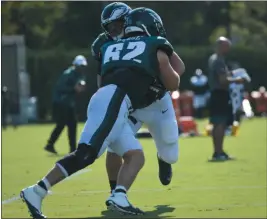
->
(140, 24), (151, 36)
(112, 31), (124, 40)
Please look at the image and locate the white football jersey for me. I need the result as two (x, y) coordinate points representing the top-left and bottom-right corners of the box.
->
(229, 68), (251, 114)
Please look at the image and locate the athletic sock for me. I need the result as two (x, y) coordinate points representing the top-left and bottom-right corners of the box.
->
(114, 185), (127, 194)
(37, 178), (51, 191)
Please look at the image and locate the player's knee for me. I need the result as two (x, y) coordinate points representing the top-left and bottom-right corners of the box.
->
(123, 149), (145, 170)
(159, 143), (179, 164)
(166, 152), (178, 164)
(56, 143), (98, 176)
(106, 150), (123, 168)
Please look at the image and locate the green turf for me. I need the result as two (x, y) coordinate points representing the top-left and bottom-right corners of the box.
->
(2, 118), (267, 218)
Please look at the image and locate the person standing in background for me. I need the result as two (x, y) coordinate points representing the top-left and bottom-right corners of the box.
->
(44, 55), (87, 154)
(229, 65), (251, 123)
(190, 69), (209, 118)
(1, 86), (9, 130)
(208, 37), (245, 161)
(9, 91), (20, 129)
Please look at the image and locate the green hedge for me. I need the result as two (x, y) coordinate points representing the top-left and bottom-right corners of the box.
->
(27, 46), (267, 120)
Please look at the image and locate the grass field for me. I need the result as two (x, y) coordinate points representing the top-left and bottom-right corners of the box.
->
(1, 118), (267, 218)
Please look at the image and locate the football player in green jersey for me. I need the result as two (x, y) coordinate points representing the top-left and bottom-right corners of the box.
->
(91, 2), (132, 87)
(100, 7), (184, 214)
(92, 2), (185, 195)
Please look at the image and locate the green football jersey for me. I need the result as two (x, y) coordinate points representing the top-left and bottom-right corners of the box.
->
(91, 33), (110, 62)
(99, 35), (173, 109)
(100, 35), (173, 78)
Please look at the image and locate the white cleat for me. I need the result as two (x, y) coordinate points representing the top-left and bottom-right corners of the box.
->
(105, 192), (144, 215)
(20, 185), (47, 219)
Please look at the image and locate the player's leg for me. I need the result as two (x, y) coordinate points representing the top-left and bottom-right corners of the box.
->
(148, 93), (179, 185)
(106, 149), (122, 193)
(210, 90), (232, 160)
(44, 103), (66, 154)
(66, 106), (77, 153)
(20, 86), (127, 218)
(151, 129), (178, 185)
(105, 116), (143, 193)
(106, 124), (144, 215)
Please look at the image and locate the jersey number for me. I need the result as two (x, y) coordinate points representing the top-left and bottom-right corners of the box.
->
(103, 41), (146, 64)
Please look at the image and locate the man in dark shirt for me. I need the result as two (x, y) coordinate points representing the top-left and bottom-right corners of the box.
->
(44, 55), (87, 154)
(1, 86), (9, 130)
(208, 37), (245, 161)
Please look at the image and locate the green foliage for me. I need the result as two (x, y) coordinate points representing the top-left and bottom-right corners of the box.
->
(1, 1), (67, 48)
(229, 2), (267, 47)
(2, 2), (267, 48)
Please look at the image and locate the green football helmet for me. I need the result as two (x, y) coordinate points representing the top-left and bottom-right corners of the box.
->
(101, 2), (132, 40)
(124, 7), (167, 38)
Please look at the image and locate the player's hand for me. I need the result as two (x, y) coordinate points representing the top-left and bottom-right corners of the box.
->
(75, 82), (86, 93)
(234, 77), (246, 84)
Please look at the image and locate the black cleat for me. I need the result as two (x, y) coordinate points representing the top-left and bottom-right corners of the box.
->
(106, 199), (144, 216)
(211, 152), (225, 161)
(211, 152), (233, 162)
(20, 191), (46, 219)
(157, 154), (172, 186)
(44, 145), (57, 154)
(221, 151), (234, 160)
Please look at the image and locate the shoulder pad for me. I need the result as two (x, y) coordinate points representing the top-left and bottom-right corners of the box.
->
(63, 67), (73, 75)
(156, 36), (174, 57)
(91, 33), (110, 61)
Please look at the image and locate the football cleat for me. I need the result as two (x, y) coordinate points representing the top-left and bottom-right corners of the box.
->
(106, 192), (144, 215)
(20, 185), (47, 219)
(157, 154), (173, 185)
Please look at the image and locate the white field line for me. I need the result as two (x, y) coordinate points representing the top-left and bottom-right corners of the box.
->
(2, 168), (91, 205)
(2, 182), (266, 205)
(3, 201), (267, 214)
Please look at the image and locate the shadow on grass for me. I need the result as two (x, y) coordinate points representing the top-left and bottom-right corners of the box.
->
(85, 204), (175, 218)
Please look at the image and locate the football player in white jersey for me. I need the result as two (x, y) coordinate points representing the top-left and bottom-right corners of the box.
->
(229, 66), (251, 122)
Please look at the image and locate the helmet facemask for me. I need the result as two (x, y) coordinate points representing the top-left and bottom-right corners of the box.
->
(101, 3), (132, 40)
(103, 19), (125, 40)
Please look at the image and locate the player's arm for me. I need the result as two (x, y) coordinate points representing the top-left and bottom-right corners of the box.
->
(220, 73), (245, 85)
(91, 43), (102, 88)
(97, 73), (102, 88)
(157, 50), (180, 91)
(169, 51), (185, 76)
(156, 37), (185, 78)
(226, 75), (246, 84)
(96, 52), (104, 88)
(74, 76), (86, 93)
(91, 33), (109, 89)
(236, 69), (251, 84)
(216, 61), (244, 85)
(74, 80), (86, 93)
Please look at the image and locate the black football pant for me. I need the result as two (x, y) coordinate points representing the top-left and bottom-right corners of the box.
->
(47, 103), (77, 152)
